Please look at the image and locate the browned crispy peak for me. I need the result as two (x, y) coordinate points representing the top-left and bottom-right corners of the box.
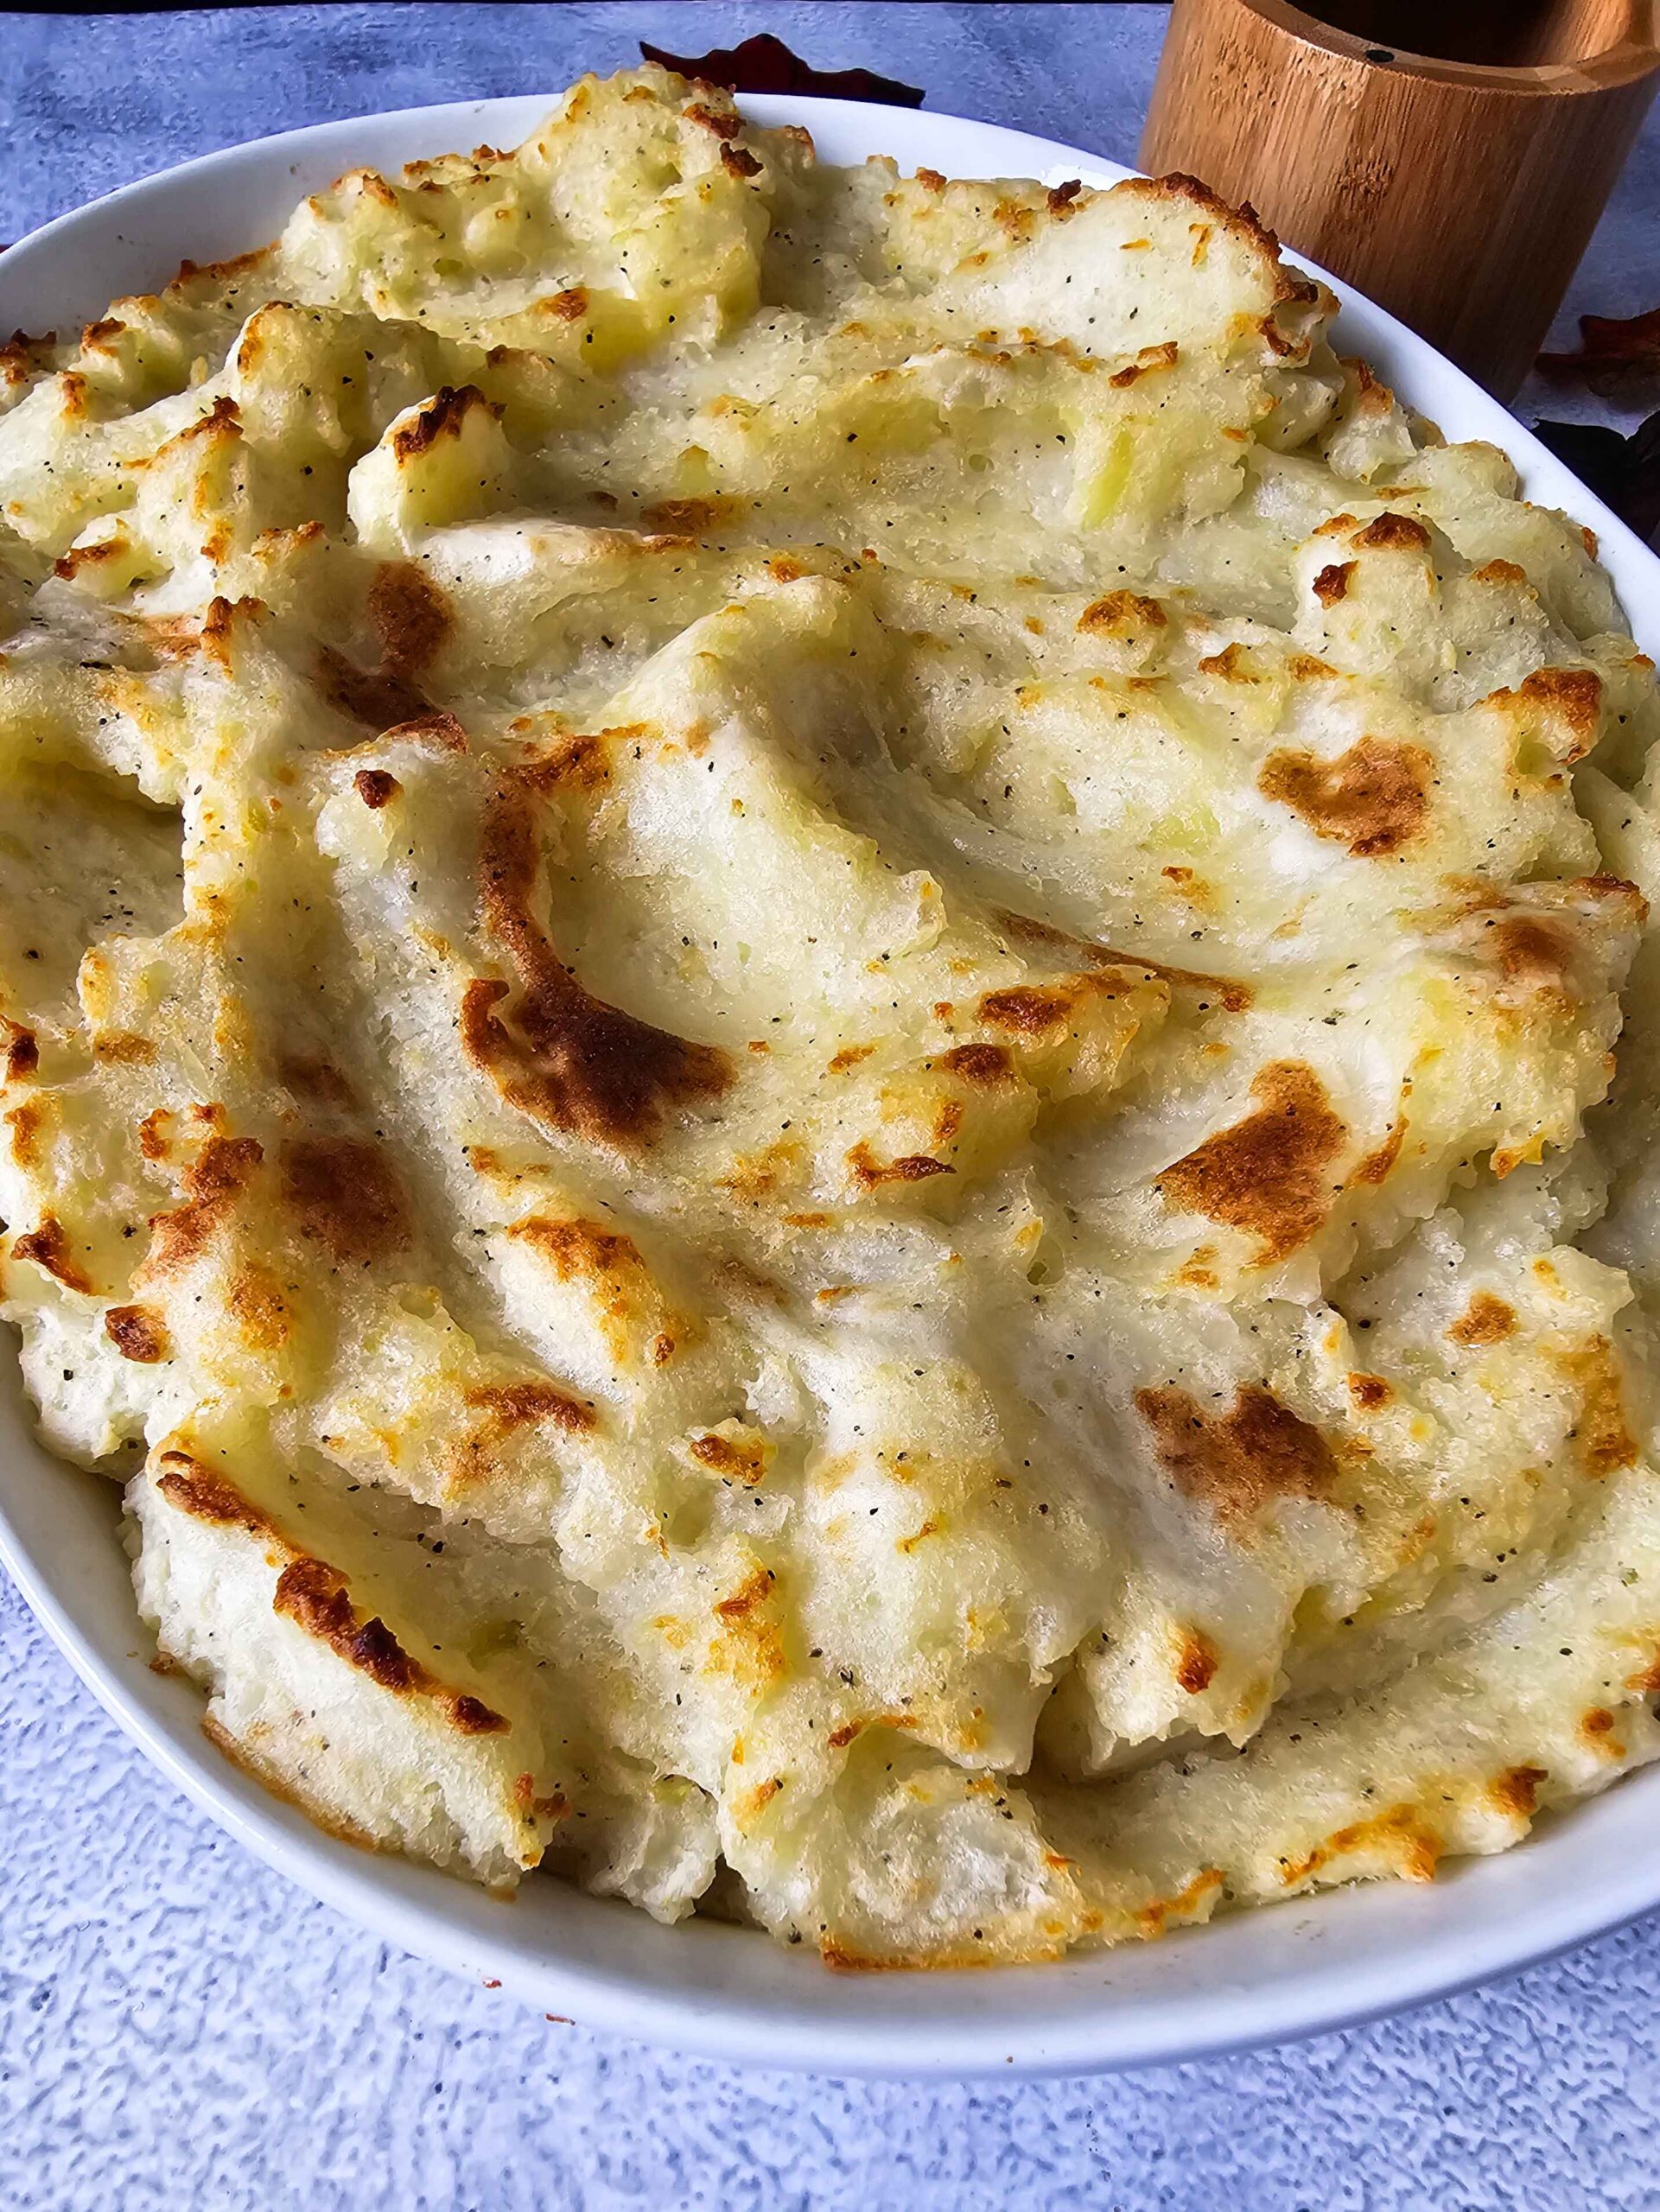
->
(1489, 1764), (1549, 1820)
(1141, 171), (1282, 270)
(462, 1378), (595, 1434)
(273, 1555), (508, 1731)
(690, 1430), (768, 1483)
(939, 1042), (1015, 1085)
(314, 646), (429, 733)
(1489, 913), (1573, 994)
(369, 559), (454, 681)
(1258, 736), (1432, 859)
(1313, 562), (1355, 607)
(977, 976), (1115, 1036)
(10, 1214), (93, 1294)
(506, 1212), (644, 1279)
(469, 788), (730, 1147)
(0, 327), (55, 388)
(170, 247), (269, 293)
(1077, 588), (1167, 635)
(1351, 1116), (1405, 1187)
(1, 1018), (37, 1081)
(1109, 340), (1180, 390)
(1136, 1382), (1337, 1527)
(846, 1141), (954, 1188)
(1486, 666), (1604, 761)
(995, 910), (1251, 1014)
(715, 1564), (776, 1620)
(1174, 1627), (1218, 1693)
(512, 726), (642, 793)
(144, 1135), (264, 1274)
(105, 1303), (171, 1363)
(720, 143), (764, 181)
(280, 1137), (411, 1266)
(353, 768), (401, 809)
(1277, 1803), (1441, 1889)
(156, 1448), (279, 1536)
(147, 593), (264, 670)
(1158, 1061), (1346, 1262)
(1352, 512), (1430, 553)
(389, 384), (497, 463)
(53, 537), (129, 583)
(685, 101), (742, 139)
(1557, 1336), (1637, 1478)
(1447, 1291), (1517, 1347)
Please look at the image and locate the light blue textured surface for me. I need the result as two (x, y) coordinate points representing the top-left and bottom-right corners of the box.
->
(4, 9), (1660, 2205)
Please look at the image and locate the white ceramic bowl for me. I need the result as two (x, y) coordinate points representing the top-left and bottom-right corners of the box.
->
(3, 92), (1659, 2079)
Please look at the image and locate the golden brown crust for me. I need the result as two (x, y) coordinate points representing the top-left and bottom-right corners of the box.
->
(10, 1215), (93, 1294)
(720, 143), (764, 181)
(1352, 512), (1431, 554)
(280, 1136), (411, 1266)
(368, 558), (454, 681)
(684, 102), (741, 140)
(461, 1378), (595, 1434)
(638, 494), (740, 536)
(353, 768), (402, 809)
(1174, 1627), (1219, 1694)
(264, 1553), (510, 1732)
(1351, 1116), (1407, 1188)
(143, 1135), (264, 1274)
(1157, 1062), (1346, 1262)
(1136, 1382), (1337, 1527)
(1076, 588), (1167, 635)
(1489, 915), (1573, 996)
(690, 1430), (768, 1483)
(1109, 340), (1179, 389)
(1278, 1803), (1441, 1889)
(104, 1303), (171, 1363)
(314, 646), (429, 733)
(389, 384), (497, 464)
(1485, 667), (1603, 763)
(156, 1450), (281, 1536)
(1447, 1292), (1517, 1348)
(709, 1564), (785, 1687)
(938, 1042), (1015, 1085)
(505, 1212), (643, 1280)
(1488, 1764), (1549, 1819)
(846, 1141), (954, 1189)
(1, 1018), (38, 1081)
(995, 911), (1251, 1014)
(384, 709), (469, 752)
(277, 1056), (359, 1109)
(1556, 1337), (1637, 1479)
(1257, 737), (1432, 859)
(976, 975), (1119, 1037)
(469, 788), (730, 1147)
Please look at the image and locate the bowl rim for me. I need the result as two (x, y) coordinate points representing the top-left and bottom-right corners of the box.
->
(3, 86), (1659, 2080)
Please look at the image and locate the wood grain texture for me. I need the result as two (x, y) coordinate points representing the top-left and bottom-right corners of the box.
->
(1142, 0), (1660, 395)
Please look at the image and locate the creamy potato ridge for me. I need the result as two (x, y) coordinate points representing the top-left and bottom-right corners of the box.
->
(4, 64), (1660, 1964)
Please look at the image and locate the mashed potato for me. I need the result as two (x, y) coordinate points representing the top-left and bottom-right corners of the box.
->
(4, 65), (1660, 1962)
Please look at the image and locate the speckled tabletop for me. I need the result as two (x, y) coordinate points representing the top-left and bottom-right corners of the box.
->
(4, 8), (1660, 2206)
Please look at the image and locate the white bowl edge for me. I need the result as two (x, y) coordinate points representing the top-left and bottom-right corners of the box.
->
(2, 91), (1658, 2079)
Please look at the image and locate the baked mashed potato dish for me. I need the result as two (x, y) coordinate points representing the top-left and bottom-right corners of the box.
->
(5, 66), (1660, 1967)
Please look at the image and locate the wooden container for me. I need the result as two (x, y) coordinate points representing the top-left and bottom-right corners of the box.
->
(1141, 0), (1660, 397)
